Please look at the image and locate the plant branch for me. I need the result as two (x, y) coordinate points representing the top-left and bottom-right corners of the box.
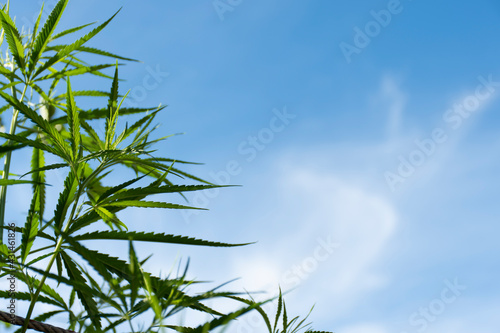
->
(0, 310), (76, 333)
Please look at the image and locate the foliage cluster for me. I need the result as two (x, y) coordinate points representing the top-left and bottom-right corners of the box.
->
(0, 1), (331, 332)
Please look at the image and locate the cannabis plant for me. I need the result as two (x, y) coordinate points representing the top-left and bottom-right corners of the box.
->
(0, 1), (331, 332)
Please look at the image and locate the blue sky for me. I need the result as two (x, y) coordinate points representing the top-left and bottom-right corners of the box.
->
(5, 0), (500, 332)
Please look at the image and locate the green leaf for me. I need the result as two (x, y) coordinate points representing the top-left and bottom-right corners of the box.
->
(0, 103), (10, 114)
(128, 240), (140, 306)
(72, 230), (252, 247)
(64, 236), (114, 282)
(0, 179), (38, 186)
(50, 22), (95, 41)
(68, 205), (119, 233)
(31, 147), (46, 221)
(56, 90), (111, 99)
(225, 295), (273, 333)
(97, 174), (147, 203)
(47, 44), (139, 62)
(169, 301), (267, 333)
(0, 132), (63, 157)
(80, 119), (104, 150)
(0, 62), (21, 80)
(29, 3), (45, 45)
(26, 274), (68, 309)
(0, 243), (11, 261)
(56, 253), (63, 285)
(32, 311), (66, 325)
(35, 63), (118, 81)
(114, 110), (158, 146)
(0, 91), (72, 159)
(0, 143), (25, 154)
(61, 251), (101, 328)
(76, 45), (139, 61)
(0, 81), (23, 93)
(102, 184), (225, 203)
(50, 106), (163, 124)
(20, 188), (40, 263)
(283, 302), (288, 332)
(103, 200), (206, 210)
(21, 162), (68, 179)
(32, 9), (121, 80)
(94, 205), (127, 230)
(0, 10), (25, 71)
(105, 64), (119, 149)
(66, 77), (80, 158)
(27, 81), (53, 105)
(0, 290), (63, 308)
(274, 289), (283, 333)
(28, 0), (69, 76)
(18, 257), (116, 305)
(53, 171), (77, 231)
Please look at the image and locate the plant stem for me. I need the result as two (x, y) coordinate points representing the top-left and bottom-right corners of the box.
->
(0, 84), (28, 241)
(21, 179), (84, 333)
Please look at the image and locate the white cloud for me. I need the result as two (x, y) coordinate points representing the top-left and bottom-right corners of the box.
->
(232, 256), (281, 292)
(279, 168), (397, 307)
(229, 161), (398, 320)
(370, 74), (407, 141)
(383, 75), (407, 140)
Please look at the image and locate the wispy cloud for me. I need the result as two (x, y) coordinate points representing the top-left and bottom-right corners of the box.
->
(226, 156), (398, 321)
(375, 74), (408, 141)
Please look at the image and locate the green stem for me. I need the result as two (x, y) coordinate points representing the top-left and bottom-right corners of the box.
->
(0, 84), (28, 241)
(22, 179), (84, 333)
